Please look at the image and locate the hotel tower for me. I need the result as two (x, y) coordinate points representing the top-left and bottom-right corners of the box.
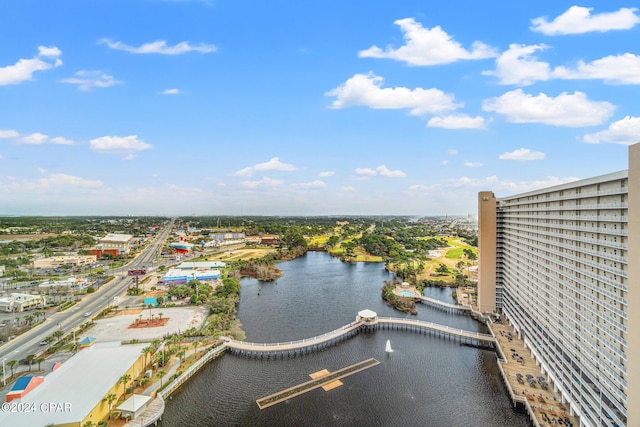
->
(478, 143), (639, 427)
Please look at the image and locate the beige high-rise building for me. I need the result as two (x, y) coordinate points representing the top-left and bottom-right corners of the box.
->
(478, 143), (639, 427)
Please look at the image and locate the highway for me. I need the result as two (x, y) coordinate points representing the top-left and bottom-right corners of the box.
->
(0, 219), (174, 369)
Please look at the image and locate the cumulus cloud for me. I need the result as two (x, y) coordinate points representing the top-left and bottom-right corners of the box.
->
(99, 38), (216, 54)
(50, 137), (74, 145)
(531, 6), (640, 35)
(427, 115), (486, 129)
(61, 70), (122, 91)
(483, 44), (551, 86)
(464, 161), (483, 168)
(499, 148), (546, 161)
(89, 135), (152, 158)
(239, 177), (284, 189)
(326, 72), (459, 116)
(162, 88), (181, 95)
(448, 175), (580, 193)
(376, 165), (406, 177)
(292, 180), (327, 189)
(583, 116), (640, 145)
(318, 171), (334, 177)
(355, 165), (406, 178)
(355, 167), (377, 177)
(552, 54), (640, 85)
(0, 130), (19, 138)
(482, 89), (615, 127)
(21, 133), (49, 145)
(0, 45), (62, 86)
(406, 184), (439, 192)
(359, 18), (496, 65)
(232, 157), (296, 177)
(38, 173), (103, 188)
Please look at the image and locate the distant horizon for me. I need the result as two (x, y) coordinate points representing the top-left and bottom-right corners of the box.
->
(1, 1), (637, 215)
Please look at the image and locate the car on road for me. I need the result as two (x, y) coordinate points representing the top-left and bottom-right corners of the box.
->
(83, 312), (91, 317)
(39, 341), (47, 346)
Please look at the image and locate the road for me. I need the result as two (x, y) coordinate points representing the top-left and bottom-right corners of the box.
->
(0, 219), (175, 370)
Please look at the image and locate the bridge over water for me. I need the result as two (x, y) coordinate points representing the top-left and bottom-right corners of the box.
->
(222, 310), (495, 359)
(416, 295), (472, 313)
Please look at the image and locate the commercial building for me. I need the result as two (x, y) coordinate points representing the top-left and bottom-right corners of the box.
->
(0, 293), (46, 312)
(33, 255), (97, 269)
(92, 233), (134, 256)
(0, 341), (147, 427)
(478, 143), (639, 427)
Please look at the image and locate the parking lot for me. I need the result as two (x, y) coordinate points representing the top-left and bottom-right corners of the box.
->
(81, 306), (209, 342)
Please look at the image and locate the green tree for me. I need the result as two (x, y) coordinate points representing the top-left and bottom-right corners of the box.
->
(119, 374), (131, 398)
(7, 360), (17, 377)
(436, 264), (450, 275)
(25, 354), (36, 372)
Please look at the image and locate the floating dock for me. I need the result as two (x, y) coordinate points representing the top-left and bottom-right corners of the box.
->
(256, 358), (380, 409)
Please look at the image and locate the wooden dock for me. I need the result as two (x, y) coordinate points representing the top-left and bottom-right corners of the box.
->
(256, 358), (380, 409)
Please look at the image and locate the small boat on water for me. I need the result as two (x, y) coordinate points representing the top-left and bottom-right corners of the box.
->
(385, 339), (393, 353)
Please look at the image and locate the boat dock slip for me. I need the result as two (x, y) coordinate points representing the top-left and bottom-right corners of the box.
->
(256, 358), (380, 409)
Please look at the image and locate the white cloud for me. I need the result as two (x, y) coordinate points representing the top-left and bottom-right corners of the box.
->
(531, 6), (640, 35)
(583, 116), (640, 145)
(406, 184), (439, 192)
(447, 149), (458, 155)
(89, 135), (152, 158)
(232, 157), (296, 177)
(496, 176), (580, 193)
(50, 136), (74, 145)
(326, 72), (459, 116)
(318, 171), (334, 177)
(38, 173), (103, 188)
(449, 175), (499, 188)
(0, 45), (62, 86)
(21, 133), (49, 145)
(464, 161), (483, 168)
(355, 165), (406, 177)
(239, 177), (284, 189)
(442, 160), (449, 165)
(0, 154), (3, 159)
(483, 44), (551, 86)
(552, 54), (640, 85)
(292, 180), (327, 189)
(162, 88), (181, 95)
(359, 18), (496, 65)
(376, 165), (406, 178)
(482, 89), (615, 127)
(339, 186), (356, 192)
(427, 115), (486, 129)
(61, 70), (122, 91)
(99, 38), (216, 54)
(0, 129), (19, 138)
(355, 167), (377, 176)
(499, 148), (546, 161)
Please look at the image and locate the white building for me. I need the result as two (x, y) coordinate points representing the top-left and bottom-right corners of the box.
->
(97, 233), (133, 255)
(0, 293), (46, 312)
(477, 143), (640, 427)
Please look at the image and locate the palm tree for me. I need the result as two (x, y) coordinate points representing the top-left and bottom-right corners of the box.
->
(103, 393), (117, 413)
(82, 421), (94, 427)
(141, 346), (153, 368)
(193, 340), (199, 358)
(35, 357), (45, 371)
(26, 354), (36, 372)
(119, 374), (131, 398)
(157, 369), (166, 388)
(7, 360), (17, 378)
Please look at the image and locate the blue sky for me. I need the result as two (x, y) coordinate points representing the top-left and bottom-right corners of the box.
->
(1, 1), (639, 216)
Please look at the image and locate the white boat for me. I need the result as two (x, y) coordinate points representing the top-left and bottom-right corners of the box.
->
(385, 339), (393, 353)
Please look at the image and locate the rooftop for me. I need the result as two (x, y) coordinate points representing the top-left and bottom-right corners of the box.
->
(0, 341), (146, 427)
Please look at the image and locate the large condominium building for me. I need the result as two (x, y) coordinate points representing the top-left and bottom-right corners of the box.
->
(478, 143), (639, 427)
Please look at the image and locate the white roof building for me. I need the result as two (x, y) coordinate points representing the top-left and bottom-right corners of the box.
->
(0, 341), (147, 427)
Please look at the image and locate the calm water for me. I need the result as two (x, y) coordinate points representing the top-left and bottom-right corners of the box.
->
(163, 252), (529, 426)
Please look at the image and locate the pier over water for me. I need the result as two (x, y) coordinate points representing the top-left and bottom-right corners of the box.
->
(222, 309), (496, 358)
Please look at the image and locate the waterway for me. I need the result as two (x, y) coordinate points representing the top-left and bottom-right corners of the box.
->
(163, 252), (530, 426)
